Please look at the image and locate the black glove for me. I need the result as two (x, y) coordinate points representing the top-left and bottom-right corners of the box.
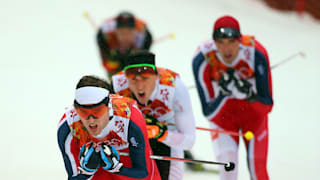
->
(218, 68), (235, 96)
(100, 143), (123, 173)
(78, 143), (100, 176)
(233, 77), (256, 101)
(145, 115), (168, 142)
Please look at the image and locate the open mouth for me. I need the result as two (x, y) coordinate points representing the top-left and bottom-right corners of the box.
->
(89, 124), (98, 132)
(137, 91), (146, 98)
(224, 54), (232, 59)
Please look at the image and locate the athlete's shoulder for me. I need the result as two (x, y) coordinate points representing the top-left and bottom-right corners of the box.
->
(127, 104), (147, 137)
(58, 106), (80, 127)
(197, 39), (216, 55)
(112, 71), (130, 94)
(111, 94), (136, 105)
(241, 35), (255, 47)
(253, 39), (269, 63)
(241, 36), (270, 67)
(111, 94), (138, 118)
(101, 18), (117, 34)
(57, 106), (83, 140)
(134, 18), (148, 32)
(157, 67), (179, 87)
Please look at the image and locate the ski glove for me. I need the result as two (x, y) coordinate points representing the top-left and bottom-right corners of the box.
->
(232, 77), (256, 101)
(100, 143), (123, 173)
(78, 143), (100, 176)
(218, 68), (235, 96)
(145, 115), (168, 142)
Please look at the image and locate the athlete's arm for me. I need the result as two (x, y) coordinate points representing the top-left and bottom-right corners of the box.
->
(142, 28), (153, 50)
(161, 77), (196, 150)
(97, 28), (111, 60)
(116, 107), (149, 178)
(249, 50), (273, 115)
(57, 116), (91, 180)
(192, 51), (227, 117)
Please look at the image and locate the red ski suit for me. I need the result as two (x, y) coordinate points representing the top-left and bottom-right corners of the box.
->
(192, 35), (273, 180)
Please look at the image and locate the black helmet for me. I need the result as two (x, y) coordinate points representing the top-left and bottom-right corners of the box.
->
(116, 11), (135, 28)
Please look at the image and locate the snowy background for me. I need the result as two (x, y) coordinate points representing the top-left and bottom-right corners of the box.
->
(1, 0), (319, 179)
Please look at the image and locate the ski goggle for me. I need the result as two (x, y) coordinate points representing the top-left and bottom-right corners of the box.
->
(74, 96), (109, 119)
(124, 64), (156, 78)
(213, 27), (241, 40)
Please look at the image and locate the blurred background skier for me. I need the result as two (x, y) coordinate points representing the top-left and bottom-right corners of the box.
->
(192, 15), (273, 180)
(96, 11), (153, 80)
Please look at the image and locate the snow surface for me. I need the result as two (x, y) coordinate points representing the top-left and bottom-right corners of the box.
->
(1, 0), (319, 179)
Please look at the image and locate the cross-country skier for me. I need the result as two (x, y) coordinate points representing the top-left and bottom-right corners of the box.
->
(96, 11), (153, 80)
(57, 75), (161, 179)
(192, 15), (273, 180)
(112, 50), (196, 180)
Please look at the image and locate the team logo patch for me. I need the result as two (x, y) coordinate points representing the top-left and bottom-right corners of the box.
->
(130, 137), (139, 147)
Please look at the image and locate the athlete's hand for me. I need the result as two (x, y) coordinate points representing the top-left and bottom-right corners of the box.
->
(100, 143), (123, 173)
(145, 115), (168, 142)
(232, 77), (255, 101)
(78, 143), (101, 175)
(218, 68), (235, 96)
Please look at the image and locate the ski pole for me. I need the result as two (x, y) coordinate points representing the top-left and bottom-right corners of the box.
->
(83, 11), (98, 30)
(167, 123), (254, 140)
(271, 51), (306, 69)
(196, 127), (254, 141)
(152, 33), (176, 44)
(119, 152), (235, 171)
(82, 11), (175, 44)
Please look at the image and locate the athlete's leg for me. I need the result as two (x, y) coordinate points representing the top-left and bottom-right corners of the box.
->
(168, 149), (184, 180)
(209, 121), (239, 180)
(243, 115), (269, 180)
(150, 139), (171, 180)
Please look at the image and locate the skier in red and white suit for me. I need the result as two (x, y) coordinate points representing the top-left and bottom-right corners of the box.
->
(192, 15), (273, 180)
(57, 75), (161, 180)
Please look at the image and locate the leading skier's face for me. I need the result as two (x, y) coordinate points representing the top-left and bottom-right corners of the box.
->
(115, 27), (137, 49)
(215, 38), (240, 64)
(79, 108), (110, 136)
(127, 74), (157, 105)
